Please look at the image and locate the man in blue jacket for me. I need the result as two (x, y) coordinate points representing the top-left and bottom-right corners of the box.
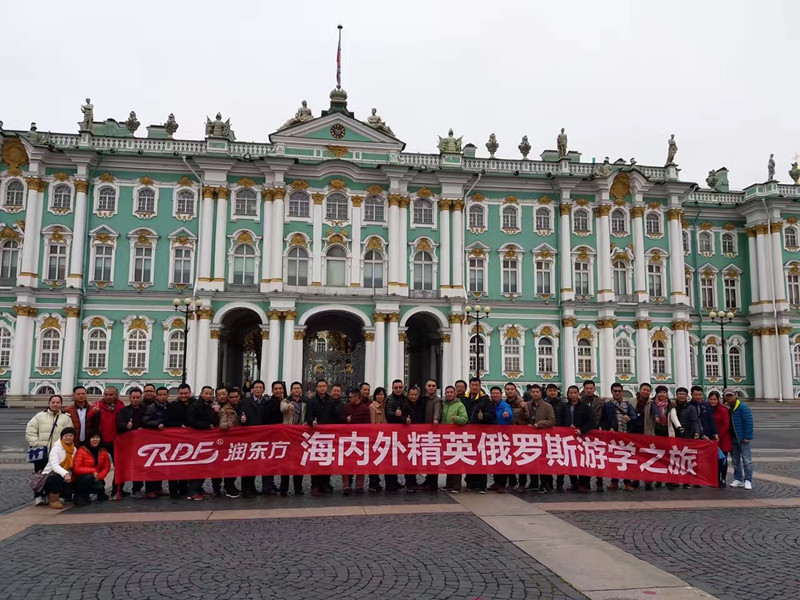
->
(488, 386), (513, 493)
(724, 388), (754, 490)
(690, 385), (718, 440)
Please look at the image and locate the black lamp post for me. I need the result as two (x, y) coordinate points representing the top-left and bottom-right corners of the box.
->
(707, 308), (734, 389)
(464, 304), (491, 379)
(172, 296), (203, 385)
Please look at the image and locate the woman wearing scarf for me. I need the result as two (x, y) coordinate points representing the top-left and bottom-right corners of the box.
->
(40, 427), (77, 509)
(72, 432), (111, 505)
(643, 385), (681, 490)
(708, 391), (732, 488)
(25, 394), (73, 504)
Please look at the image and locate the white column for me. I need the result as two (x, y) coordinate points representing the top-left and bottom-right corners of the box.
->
(635, 319), (651, 384)
(67, 181), (89, 288)
(269, 189), (285, 291)
(761, 332), (777, 400)
(451, 201), (464, 290)
(562, 317), (576, 386)
(441, 330), (452, 388)
(755, 228), (771, 308)
(194, 308), (212, 387)
(672, 323), (689, 388)
(596, 205), (614, 302)
(399, 198), (409, 288)
(185, 316), (198, 392)
(266, 310), (281, 384)
(18, 177), (43, 287)
(667, 208), (687, 304)
(281, 310), (296, 383)
(373, 314), (386, 389)
(208, 327), (220, 386)
(439, 200), (451, 291)
(197, 186), (215, 289)
(751, 332), (763, 398)
(311, 194), (323, 286)
(364, 328), (375, 386)
(631, 206), (647, 302)
(778, 328), (793, 400)
(259, 325), (270, 385)
(10, 306), (35, 394)
(60, 307), (80, 393)
(461, 321), (470, 381)
(386, 314), (399, 383)
(387, 195), (401, 292)
(350, 196), (363, 286)
(771, 223), (787, 307)
(747, 230), (759, 306)
(293, 327), (305, 384)
(450, 315), (462, 382)
(598, 320), (615, 392)
(212, 187), (228, 287)
(397, 328), (407, 382)
(259, 192), (273, 292)
(559, 204), (574, 301)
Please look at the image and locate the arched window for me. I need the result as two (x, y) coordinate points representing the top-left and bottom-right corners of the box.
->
(98, 186), (116, 212)
(503, 337), (521, 373)
(52, 184), (71, 210)
(610, 208), (626, 234)
(535, 207), (551, 231)
(537, 337), (554, 374)
(288, 191), (310, 218)
(682, 230), (690, 253)
(576, 339), (593, 374)
(126, 330), (148, 370)
(46, 242), (67, 281)
(704, 345), (720, 378)
(167, 330), (184, 370)
(0, 240), (19, 280)
(40, 329), (61, 369)
(645, 212), (661, 235)
(412, 251), (434, 290)
(315, 337), (327, 353)
(364, 196), (384, 222)
(86, 329), (108, 370)
(363, 250), (384, 288)
(793, 345), (800, 378)
(86, 385), (103, 396)
(468, 204), (485, 229)
(786, 226), (799, 248)
(93, 244), (113, 283)
(573, 208), (589, 233)
(469, 335), (485, 374)
(413, 199), (433, 225)
(612, 260), (628, 295)
(326, 193), (349, 221)
(651, 340), (667, 375)
(137, 188), (156, 213)
(0, 327), (11, 367)
(176, 190), (195, 216)
(287, 246), (309, 286)
(502, 205), (519, 230)
(721, 232), (736, 255)
(234, 189), (257, 216)
(36, 385), (56, 395)
(615, 338), (633, 375)
(232, 244), (256, 285)
(5, 180), (24, 206)
(698, 231), (713, 254)
(728, 346), (742, 378)
(325, 246), (347, 286)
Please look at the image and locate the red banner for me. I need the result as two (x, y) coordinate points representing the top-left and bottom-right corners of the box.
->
(114, 425), (719, 487)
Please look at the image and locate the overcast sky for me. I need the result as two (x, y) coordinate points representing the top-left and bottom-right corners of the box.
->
(2, 1), (798, 189)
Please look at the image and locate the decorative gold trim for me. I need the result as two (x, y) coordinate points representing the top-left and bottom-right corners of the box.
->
(328, 179), (347, 190)
(289, 233), (307, 248)
(416, 187), (433, 198)
(202, 186), (215, 199)
(312, 193), (324, 205)
(237, 177), (256, 188)
(128, 317), (148, 331)
(771, 221), (784, 234)
(366, 185), (384, 196)
(98, 172), (115, 183)
(273, 188), (286, 199)
(294, 330), (305, 340)
(634, 319), (652, 330)
(561, 317), (577, 328)
(559, 203), (572, 216)
(291, 180), (309, 189)
(326, 145), (348, 159)
(351, 195), (364, 207)
(64, 306), (80, 318)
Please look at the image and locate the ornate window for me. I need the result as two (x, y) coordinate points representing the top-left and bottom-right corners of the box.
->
(612, 260), (630, 296)
(326, 193), (349, 221)
(645, 212), (662, 236)
(412, 250), (434, 290)
(689, 340), (698, 380)
(288, 191), (310, 218)
(167, 330), (184, 371)
(647, 262), (664, 297)
(0, 326), (11, 368)
(651, 340), (667, 376)
(785, 225), (799, 250)
(35, 385), (56, 395)
(136, 188), (156, 215)
(682, 230), (690, 254)
(615, 337), (633, 375)
(175, 189), (195, 217)
(413, 199), (434, 225)
(576, 339), (594, 374)
(469, 334), (486, 375)
(92, 244), (114, 283)
(728, 346), (742, 378)
(86, 329), (108, 371)
(97, 186), (116, 213)
(535, 207), (552, 232)
(234, 189), (257, 217)
(501, 256), (519, 295)
(52, 184), (72, 211)
(610, 208), (627, 235)
(133, 246), (153, 284)
(363, 196), (384, 222)
(325, 246), (348, 286)
(502, 205), (519, 230)
(700, 270), (716, 309)
(788, 264), (800, 305)
(363, 250), (384, 288)
(46, 241), (68, 281)
(721, 232), (736, 255)
(723, 271), (740, 310)
(793, 343), (800, 378)
(4, 180), (24, 207)
(287, 246), (309, 286)
(468, 256), (485, 293)
(0, 240), (19, 281)
(468, 204), (485, 229)
(574, 260), (591, 296)
(704, 345), (720, 378)
(537, 337), (554, 374)
(503, 337), (521, 375)
(535, 259), (553, 295)
(126, 330), (148, 372)
(232, 244), (256, 285)
(39, 328), (61, 370)
(698, 231), (713, 255)
(685, 268), (694, 306)
(315, 337), (327, 354)
(172, 247), (193, 286)
(573, 208), (590, 234)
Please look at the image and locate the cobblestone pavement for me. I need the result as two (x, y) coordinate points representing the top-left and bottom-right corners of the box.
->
(0, 469), (35, 515)
(556, 508), (800, 600)
(0, 514), (588, 600)
(755, 460), (800, 480)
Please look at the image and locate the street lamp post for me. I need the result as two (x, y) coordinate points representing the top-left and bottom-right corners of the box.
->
(172, 297), (204, 385)
(707, 308), (735, 389)
(464, 304), (491, 380)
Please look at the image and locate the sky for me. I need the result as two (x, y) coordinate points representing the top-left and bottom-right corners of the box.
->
(1, 0), (798, 189)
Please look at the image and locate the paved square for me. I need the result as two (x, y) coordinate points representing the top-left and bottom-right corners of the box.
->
(0, 469), (36, 515)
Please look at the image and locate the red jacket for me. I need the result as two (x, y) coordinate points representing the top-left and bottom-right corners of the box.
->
(711, 403), (732, 453)
(88, 400), (125, 443)
(73, 445), (111, 479)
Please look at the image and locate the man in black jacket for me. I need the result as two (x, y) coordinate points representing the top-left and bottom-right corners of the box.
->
(560, 385), (595, 493)
(465, 377), (494, 493)
(384, 379), (408, 492)
(260, 381), (285, 495)
(117, 387), (146, 498)
(402, 386), (427, 492)
(581, 380), (606, 491)
(306, 378), (341, 497)
(186, 385), (219, 501)
(166, 383), (194, 499)
(141, 387), (172, 499)
(239, 380), (272, 497)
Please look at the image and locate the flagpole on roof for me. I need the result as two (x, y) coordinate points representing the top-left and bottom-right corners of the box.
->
(336, 24), (343, 89)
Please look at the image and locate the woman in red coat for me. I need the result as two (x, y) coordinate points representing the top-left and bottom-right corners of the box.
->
(708, 391), (731, 488)
(72, 432), (111, 505)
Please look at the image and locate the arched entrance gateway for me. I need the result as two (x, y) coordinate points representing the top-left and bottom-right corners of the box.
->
(302, 311), (365, 391)
(218, 308), (263, 390)
(404, 312), (442, 389)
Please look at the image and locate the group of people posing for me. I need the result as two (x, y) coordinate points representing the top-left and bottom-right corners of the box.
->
(24, 377), (755, 507)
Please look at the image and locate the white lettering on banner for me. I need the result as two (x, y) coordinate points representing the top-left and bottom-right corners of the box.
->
(339, 432), (371, 466)
(545, 434), (579, 468)
(581, 438), (608, 469)
(224, 442), (249, 462)
(407, 432), (442, 467)
(668, 446), (699, 475)
(268, 441), (290, 460)
(247, 441), (271, 461)
(478, 432), (513, 466)
(371, 431), (407, 466)
(137, 441), (219, 467)
(300, 432), (336, 466)
(639, 444), (668, 474)
(607, 440), (638, 471)
(442, 431), (478, 466)
(511, 433), (543, 465)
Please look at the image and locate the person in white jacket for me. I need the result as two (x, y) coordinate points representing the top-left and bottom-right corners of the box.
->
(41, 427), (77, 509)
(25, 395), (73, 504)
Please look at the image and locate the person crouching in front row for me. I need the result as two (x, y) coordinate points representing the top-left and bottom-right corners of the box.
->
(72, 432), (111, 506)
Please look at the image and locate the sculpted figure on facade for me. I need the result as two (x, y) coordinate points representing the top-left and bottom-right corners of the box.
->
(789, 160), (800, 185)
(366, 108), (394, 136)
(518, 135), (531, 159)
(706, 169), (718, 189)
(125, 111), (140, 134)
(768, 153), (776, 180)
(557, 128), (568, 158)
(485, 133), (499, 158)
(80, 98), (94, 130)
(438, 128), (463, 154)
(666, 133), (677, 165)
(280, 100), (314, 130)
(594, 156), (612, 177)
(165, 113), (179, 138)
(205, 112), (235, 140)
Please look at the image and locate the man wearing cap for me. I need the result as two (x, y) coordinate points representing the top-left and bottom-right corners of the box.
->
(724, 388), (754, 490)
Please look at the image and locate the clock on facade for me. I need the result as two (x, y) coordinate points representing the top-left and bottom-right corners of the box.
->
(330, 124), (346, 139)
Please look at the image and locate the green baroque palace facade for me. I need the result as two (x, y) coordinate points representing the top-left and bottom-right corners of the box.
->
(1, 89), (799, 399)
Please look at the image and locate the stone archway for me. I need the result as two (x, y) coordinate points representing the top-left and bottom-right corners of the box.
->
(219, 308), (263, 389)
(302, 311), (365, 392)
(405, 312), (442, 389)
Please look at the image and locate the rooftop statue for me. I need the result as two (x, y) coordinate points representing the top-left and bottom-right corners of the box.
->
(706, 169), (719, 189)
(366, 108), (394, 136)
(518, 135), (531, 160)
(594, 156), (612, 177)
(557, 128), (568, 159)
(789, 160), (800, 185)
(438, 128), (463, 154)
(666, 134), (677, 165)
(165, 113), (179, 138)
(80, 98), (93, 131)
(768, 153), (776, 180)
(125, 111), (140, 134)
(280, 100), (314, 130)
(205, 112), (235, 140)
(485, 133), (499, 158)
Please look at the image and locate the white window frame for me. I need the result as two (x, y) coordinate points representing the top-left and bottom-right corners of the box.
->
(1, 178), (26, 211)
(572, 207), (591, 235)
(576, 338), (595, 377)
(133, 185), (158, 218)
(48, 182), (73, 214)
(362, 247), (386, 289)
(231, 243), (257, 285)
(537, 336), (555, 376)
(699, 268), (717, 310)
(122, 316), (153, 376)
(704, 342), (721, 379)
(499, 246), (521, 296)
(127, 229), (158, 288)
(0, 238), (20, 283)
(792, 340), (800, 379)
(646, 251), (667, 298)
(411, 249), (436, 291)
(721, 232), (737, 256)
(323, 244), (350, 286)
(784, 225), (799, 251)
(502, 335), (523, 377)
(501, 204), (520, 232)
(534, 257), (554, 296)
(685, 267), (694, 307)
(651, 339), (668, 377)
(468, 204), (486, 231)
(645, 210), (663, 238)
(325, 192), (350, 222)
(697, 230), (714, 256)
(93, 183), (119, 217)
(162, 316), (186, 374)
(34, 314), (65, 374)
(468, 330), (491, 378)
(534, 206), (553, 234)
(81, 316), (113, 374)
(169, 241), (195, 288)
(610, 207), (628, 236)
(0, 321), (14, 368)
(173, 187), (197, 221)
(285, 244), (310, 287)
(615, 336), (634, 376)
(723, 271), (740, 311)
(689, 336), (699, 380)
(287, 191), (311, 220)
(42, 226), (73, 284)
(682, 230), (691, 255)
(787, 263), (800, 306)
(231, 187), (260, 220)
(88, 227), (119, 287)
(612, 259), (631, 296)
(413, 198), (435, 227)
(467, 255), (486, 294)
(363, 195), (385, 224)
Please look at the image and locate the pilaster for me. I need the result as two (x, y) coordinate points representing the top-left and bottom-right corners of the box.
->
(9, 304), (36, 394)
(311, 193), (323, 285)
(269, 188), (286, 291)
(281, 310), (297, 382)
(266, 309), (282, 384)
(67, 180), (89, 288)
(259, 189), (274, 292)
(350, 195), (363, 286)
(438, 199), (452, 294)
(60, 305), (80, 393)
(451, 200), (465, 291)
